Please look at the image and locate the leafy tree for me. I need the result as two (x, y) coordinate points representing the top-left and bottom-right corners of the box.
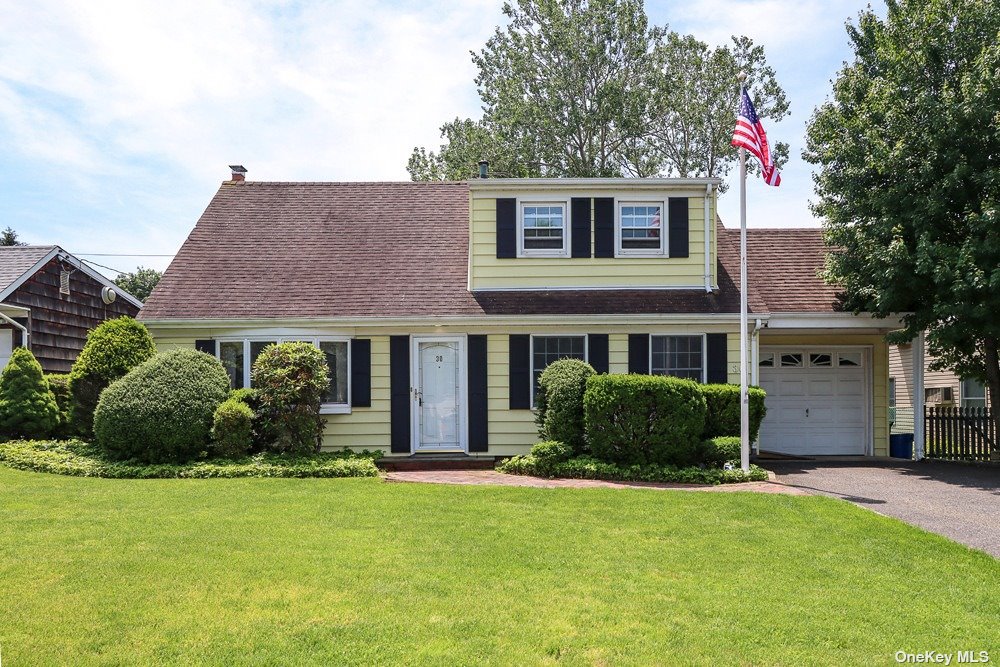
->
(804, 0), (1000, 456)
(0, 347), (60, 439)
(114, 266), (162, 302)
(0, 227), (26, 246)
(69, 317), (157, 436)
(408, 0), (787, 182)
(651, 34), (789, 190)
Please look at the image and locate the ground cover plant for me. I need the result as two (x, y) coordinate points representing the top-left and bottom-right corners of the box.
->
(0, 467), (996, 665)
(0, 440), (379, 479)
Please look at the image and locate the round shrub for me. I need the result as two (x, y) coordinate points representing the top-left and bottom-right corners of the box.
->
(251, 342), (329, 454)
(700, 384), (767, 441)
(699, 436), (742, 467)
(211, 398), (254, 459)
(530, 440), (572, 463)
(69, 317), (156, 435)
(534, 358), (595, 454)
(584, 374), (707, 467)
(93, 349), (230, 463)
(0, 347), (60, 439)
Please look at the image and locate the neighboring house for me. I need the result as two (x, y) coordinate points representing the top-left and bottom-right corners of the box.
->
(0, 246), (143, 373)
(889, 341), (989, 435)
(139, 167), (903, 458)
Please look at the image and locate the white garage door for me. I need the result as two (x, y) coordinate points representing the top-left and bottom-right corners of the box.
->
(758, 348), (869, 456)
(0, 330), (11, 371)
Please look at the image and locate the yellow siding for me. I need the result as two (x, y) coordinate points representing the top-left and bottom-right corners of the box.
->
(148, 323), (741, 457)
(760, 334), (890, 457)
(470, 188), (717, 290)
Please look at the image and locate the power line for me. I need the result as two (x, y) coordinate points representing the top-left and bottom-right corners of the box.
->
(74, 253), (175, 257)
(79, 258), (130, 275)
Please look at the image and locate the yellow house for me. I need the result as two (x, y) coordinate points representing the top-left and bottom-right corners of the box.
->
(139, 167), (903, 459)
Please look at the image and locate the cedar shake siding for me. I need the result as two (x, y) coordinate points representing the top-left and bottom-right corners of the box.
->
(0, 250), (141, 373)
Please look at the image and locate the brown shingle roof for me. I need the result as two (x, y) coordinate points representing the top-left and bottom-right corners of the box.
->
(724, 227), (846, 313)
(141, 181), (759, 320)
(0, 245), (55, 293)
(142, 182), (845, 320)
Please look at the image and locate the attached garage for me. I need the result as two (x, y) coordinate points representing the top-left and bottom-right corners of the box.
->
(757, 347), (871, 456)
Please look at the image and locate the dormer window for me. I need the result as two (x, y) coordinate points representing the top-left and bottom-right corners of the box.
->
(617, 201), (666, 256)
(519, 201), (569, 257)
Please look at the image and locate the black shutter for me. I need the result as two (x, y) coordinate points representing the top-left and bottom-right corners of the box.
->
(571, 197), (591, 258)
(628, 334), (649, 374)
(350, 339), (372, 407)
(508, 334), (531, 409)
(668, 197), (689, 258)
(706, 333), (728, 384)
(588, 334), (609, 374)
(390, 336), (411, 453)
(594, 197), (615, 258)
(468, 335), (489, 452)
(496, 198), (517, 259)
(195, 339), (214, 354)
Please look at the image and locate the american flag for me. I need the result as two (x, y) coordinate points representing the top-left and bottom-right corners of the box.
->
(731, 87), (781, 187)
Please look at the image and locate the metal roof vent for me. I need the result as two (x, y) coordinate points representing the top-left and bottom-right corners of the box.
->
(101, 286), (117, 305)
(59, 269), (70, 296)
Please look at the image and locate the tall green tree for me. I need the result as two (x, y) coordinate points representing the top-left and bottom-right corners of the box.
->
(804, 0), (1000, 455)
(652, 34), (789, 189)
(408, 0), (787, 182)
(114, 266), (162, 302)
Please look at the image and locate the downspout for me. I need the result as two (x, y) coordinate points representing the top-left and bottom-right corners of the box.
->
(0, 312), (28, 348)
(751, 317), (762, 455)
(704, 183), (712, 292)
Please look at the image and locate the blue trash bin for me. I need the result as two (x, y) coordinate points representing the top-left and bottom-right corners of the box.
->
(889, 433), (914, 459)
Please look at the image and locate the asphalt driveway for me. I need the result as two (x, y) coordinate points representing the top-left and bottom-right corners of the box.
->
(767, 460), (1000, 558)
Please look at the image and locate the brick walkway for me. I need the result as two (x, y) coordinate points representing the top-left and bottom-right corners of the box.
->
(383, 469), (808, 495)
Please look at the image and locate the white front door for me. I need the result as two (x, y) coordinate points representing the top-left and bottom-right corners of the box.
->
(758, 347), (870, 456)
(0, 330), (12, 371)
(412, 337), (466, 452)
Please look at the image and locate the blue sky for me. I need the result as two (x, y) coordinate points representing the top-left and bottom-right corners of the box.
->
(0, 1), (880, 277)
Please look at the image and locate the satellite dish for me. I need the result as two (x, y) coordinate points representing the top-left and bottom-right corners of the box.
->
(101, 286), (117, 305)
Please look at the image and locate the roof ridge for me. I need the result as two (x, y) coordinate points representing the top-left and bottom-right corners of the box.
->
(223, 180), (470, 186)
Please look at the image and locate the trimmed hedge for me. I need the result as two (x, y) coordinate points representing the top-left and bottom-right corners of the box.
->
(94, 349), (231, 463)
(528, 440), (572, 475)
(701, 384), (767, 441)
(211, 398), (254, 459)
(584, 374), (707, 467)
(0, 348), (60, 439)
(69, 317), (156, 435)
(0, 439), (381, 479)
(252, 343), (329, 454)
(497, 454), (769, 485)
(699, 436), (742, 467)
(534, 359), (595, 454)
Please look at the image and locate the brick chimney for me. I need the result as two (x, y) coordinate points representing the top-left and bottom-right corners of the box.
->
(229, 164), (247, 182)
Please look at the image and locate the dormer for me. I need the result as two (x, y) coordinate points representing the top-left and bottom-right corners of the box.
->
(468, 178), (720, 291)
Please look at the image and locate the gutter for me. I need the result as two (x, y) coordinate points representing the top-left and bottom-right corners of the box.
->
(0, 311), (28, 348)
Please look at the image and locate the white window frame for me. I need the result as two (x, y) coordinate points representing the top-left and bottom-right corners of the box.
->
(960, 377), (987, 409)
(649, 333), (707, 383)
(529, 334), (589, 408)
(214, 336), (352, 414)
(615, 198), (667, 257)
(517, 198), (571, 258)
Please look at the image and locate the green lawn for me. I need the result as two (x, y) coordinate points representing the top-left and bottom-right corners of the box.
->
(0, 468), (996, 665)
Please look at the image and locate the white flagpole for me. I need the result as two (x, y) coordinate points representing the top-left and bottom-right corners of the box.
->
(738, 75), (750, 473)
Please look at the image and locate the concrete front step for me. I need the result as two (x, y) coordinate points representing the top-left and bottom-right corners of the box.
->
(377, 455), (499, 472)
